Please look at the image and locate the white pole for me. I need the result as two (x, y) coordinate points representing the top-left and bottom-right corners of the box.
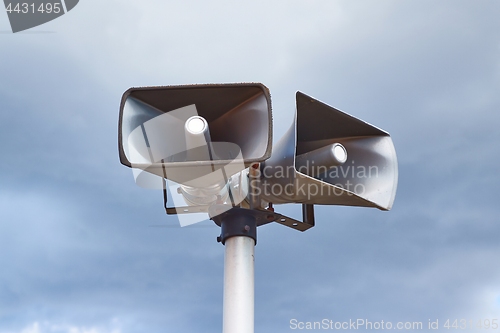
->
(223, 235), (255, 333)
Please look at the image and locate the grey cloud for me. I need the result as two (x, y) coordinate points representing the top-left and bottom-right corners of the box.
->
(1, 1), (500, 332)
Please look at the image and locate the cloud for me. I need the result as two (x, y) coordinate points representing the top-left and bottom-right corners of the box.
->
(5, 321), (123, 333)
(1, 1), (500, 332)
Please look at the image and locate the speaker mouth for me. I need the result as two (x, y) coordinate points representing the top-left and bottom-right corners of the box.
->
(118, 83), (273, 169)
(259, 91), (398, 211)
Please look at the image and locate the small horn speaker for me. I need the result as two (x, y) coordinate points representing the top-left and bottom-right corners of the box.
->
(118, 83), (272, 189)
(260, 92), (398, 210)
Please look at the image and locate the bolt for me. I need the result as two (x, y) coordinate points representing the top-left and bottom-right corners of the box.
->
(216, 195), (223, 204)
(244, 225), (250, 232)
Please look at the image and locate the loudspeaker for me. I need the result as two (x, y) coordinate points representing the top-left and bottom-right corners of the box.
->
(118, 83), (273, 190)
(260, 92), (398, 210)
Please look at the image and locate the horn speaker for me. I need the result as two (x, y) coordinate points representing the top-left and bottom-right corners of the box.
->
(118, 83), (273, 190)
(260, 91), (398, 210)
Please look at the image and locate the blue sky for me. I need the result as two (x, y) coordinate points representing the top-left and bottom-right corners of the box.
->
(1, 1), (500, 332)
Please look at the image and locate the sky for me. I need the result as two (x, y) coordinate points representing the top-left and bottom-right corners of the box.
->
(1, 1), (500, 332)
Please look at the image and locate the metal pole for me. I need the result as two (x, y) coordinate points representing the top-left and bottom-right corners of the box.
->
(223, 235), (255, 333)
(214, 200), (257, 332)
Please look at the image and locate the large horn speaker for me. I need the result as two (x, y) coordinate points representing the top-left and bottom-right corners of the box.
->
(260, 92), (398, 210)
(118, 83), (272, 191)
